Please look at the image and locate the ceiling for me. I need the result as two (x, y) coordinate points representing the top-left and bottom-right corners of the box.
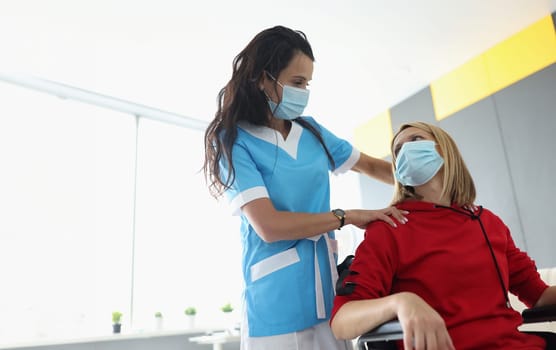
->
(2, 0), (555, 139)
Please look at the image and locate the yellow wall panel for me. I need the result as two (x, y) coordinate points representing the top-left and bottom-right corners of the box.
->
(485, 15), (556, 93)
(430, 55), (491, 121)
(357, 14), (556, 135)
(354, 110), (392, 159)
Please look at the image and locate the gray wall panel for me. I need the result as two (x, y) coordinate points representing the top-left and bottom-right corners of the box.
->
(492, 64), (556, 268)
(359, 156), (395, 210)
(390, 87), (437, 132)
(438, 99), (527, 251)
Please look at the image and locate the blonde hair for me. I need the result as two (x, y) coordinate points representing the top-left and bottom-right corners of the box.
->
(390, 122), (476, 206)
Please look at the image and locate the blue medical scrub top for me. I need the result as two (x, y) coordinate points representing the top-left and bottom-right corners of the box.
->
(222, 117), (359, 337)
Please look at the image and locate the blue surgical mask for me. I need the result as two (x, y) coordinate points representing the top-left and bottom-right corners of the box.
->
(266, 75), (310, 120)
(395, 140), (444, 186)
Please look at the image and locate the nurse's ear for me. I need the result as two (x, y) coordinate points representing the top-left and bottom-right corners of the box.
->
(256, 73), (266, 91)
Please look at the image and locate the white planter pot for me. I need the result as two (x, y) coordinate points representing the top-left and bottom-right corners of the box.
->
(186, 315), (195, 329)
(222, 312), (237, 334)
(154, 317), (163, 331)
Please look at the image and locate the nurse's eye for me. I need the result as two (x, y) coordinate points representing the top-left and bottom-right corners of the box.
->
(291, 79), (309, 89)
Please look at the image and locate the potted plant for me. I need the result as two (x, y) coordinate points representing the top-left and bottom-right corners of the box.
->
(184, 307), (196, 329)
(112, 311), (122, 334)
(154, 311), (163, 330)
(220, 303), (234, 313)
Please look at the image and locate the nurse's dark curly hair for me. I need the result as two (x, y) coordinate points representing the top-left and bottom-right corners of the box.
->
(203, 25), (335, 198)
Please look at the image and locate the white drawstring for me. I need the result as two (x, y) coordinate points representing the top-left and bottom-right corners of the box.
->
(307, 234), (338, 319)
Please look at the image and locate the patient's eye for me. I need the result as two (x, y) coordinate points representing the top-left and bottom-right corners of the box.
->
(394, 135), (426, 156)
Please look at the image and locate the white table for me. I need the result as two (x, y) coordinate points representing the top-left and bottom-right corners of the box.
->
(189, 331), (240, 350)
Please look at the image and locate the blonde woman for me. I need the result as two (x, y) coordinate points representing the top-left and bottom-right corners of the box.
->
(331, 122), (556, 350)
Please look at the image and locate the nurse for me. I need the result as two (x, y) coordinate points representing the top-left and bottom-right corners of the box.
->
(203, 25), (407, 350)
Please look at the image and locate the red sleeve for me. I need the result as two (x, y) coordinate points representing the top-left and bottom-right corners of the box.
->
(331, 221), (399, 321)
(505, 226), (548, 307)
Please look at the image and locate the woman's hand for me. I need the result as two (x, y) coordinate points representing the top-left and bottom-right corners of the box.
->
(347, 206), (409, 229)
(396, 292), (455, 350)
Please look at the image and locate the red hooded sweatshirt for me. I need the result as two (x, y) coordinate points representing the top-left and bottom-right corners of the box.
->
(332, 201), (548, 349)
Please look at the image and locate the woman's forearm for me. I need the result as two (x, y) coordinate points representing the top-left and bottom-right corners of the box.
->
(535, 285), (556, 307)
(331, 296), (398, 340)
(352, 152), (394, 185)
(242, 198), (405, 242)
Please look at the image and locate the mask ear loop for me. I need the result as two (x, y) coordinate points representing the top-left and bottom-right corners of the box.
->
(263, 71), (282, 116)
(264, 71), (285, 89)
(263, 90), (279, 116)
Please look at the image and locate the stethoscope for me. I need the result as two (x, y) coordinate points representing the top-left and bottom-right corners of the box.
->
(435, 204), (512, 309)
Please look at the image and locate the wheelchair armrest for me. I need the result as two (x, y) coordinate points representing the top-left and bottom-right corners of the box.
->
(522, 304), (556, 323)
(357, 320), (404, 344)
(355, 305), (556, 349)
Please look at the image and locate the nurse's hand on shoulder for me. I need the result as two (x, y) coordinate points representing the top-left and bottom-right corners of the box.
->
(348, 207), (408, 229)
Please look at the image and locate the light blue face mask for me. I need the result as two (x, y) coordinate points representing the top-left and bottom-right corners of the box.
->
(395, 140), (444, 186)
(266, 74), (310, 120)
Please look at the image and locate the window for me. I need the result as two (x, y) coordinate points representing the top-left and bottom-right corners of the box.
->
(132, 118), (242, 331)
(0, 82), (135, 341)
(0, 82), (241, 344)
